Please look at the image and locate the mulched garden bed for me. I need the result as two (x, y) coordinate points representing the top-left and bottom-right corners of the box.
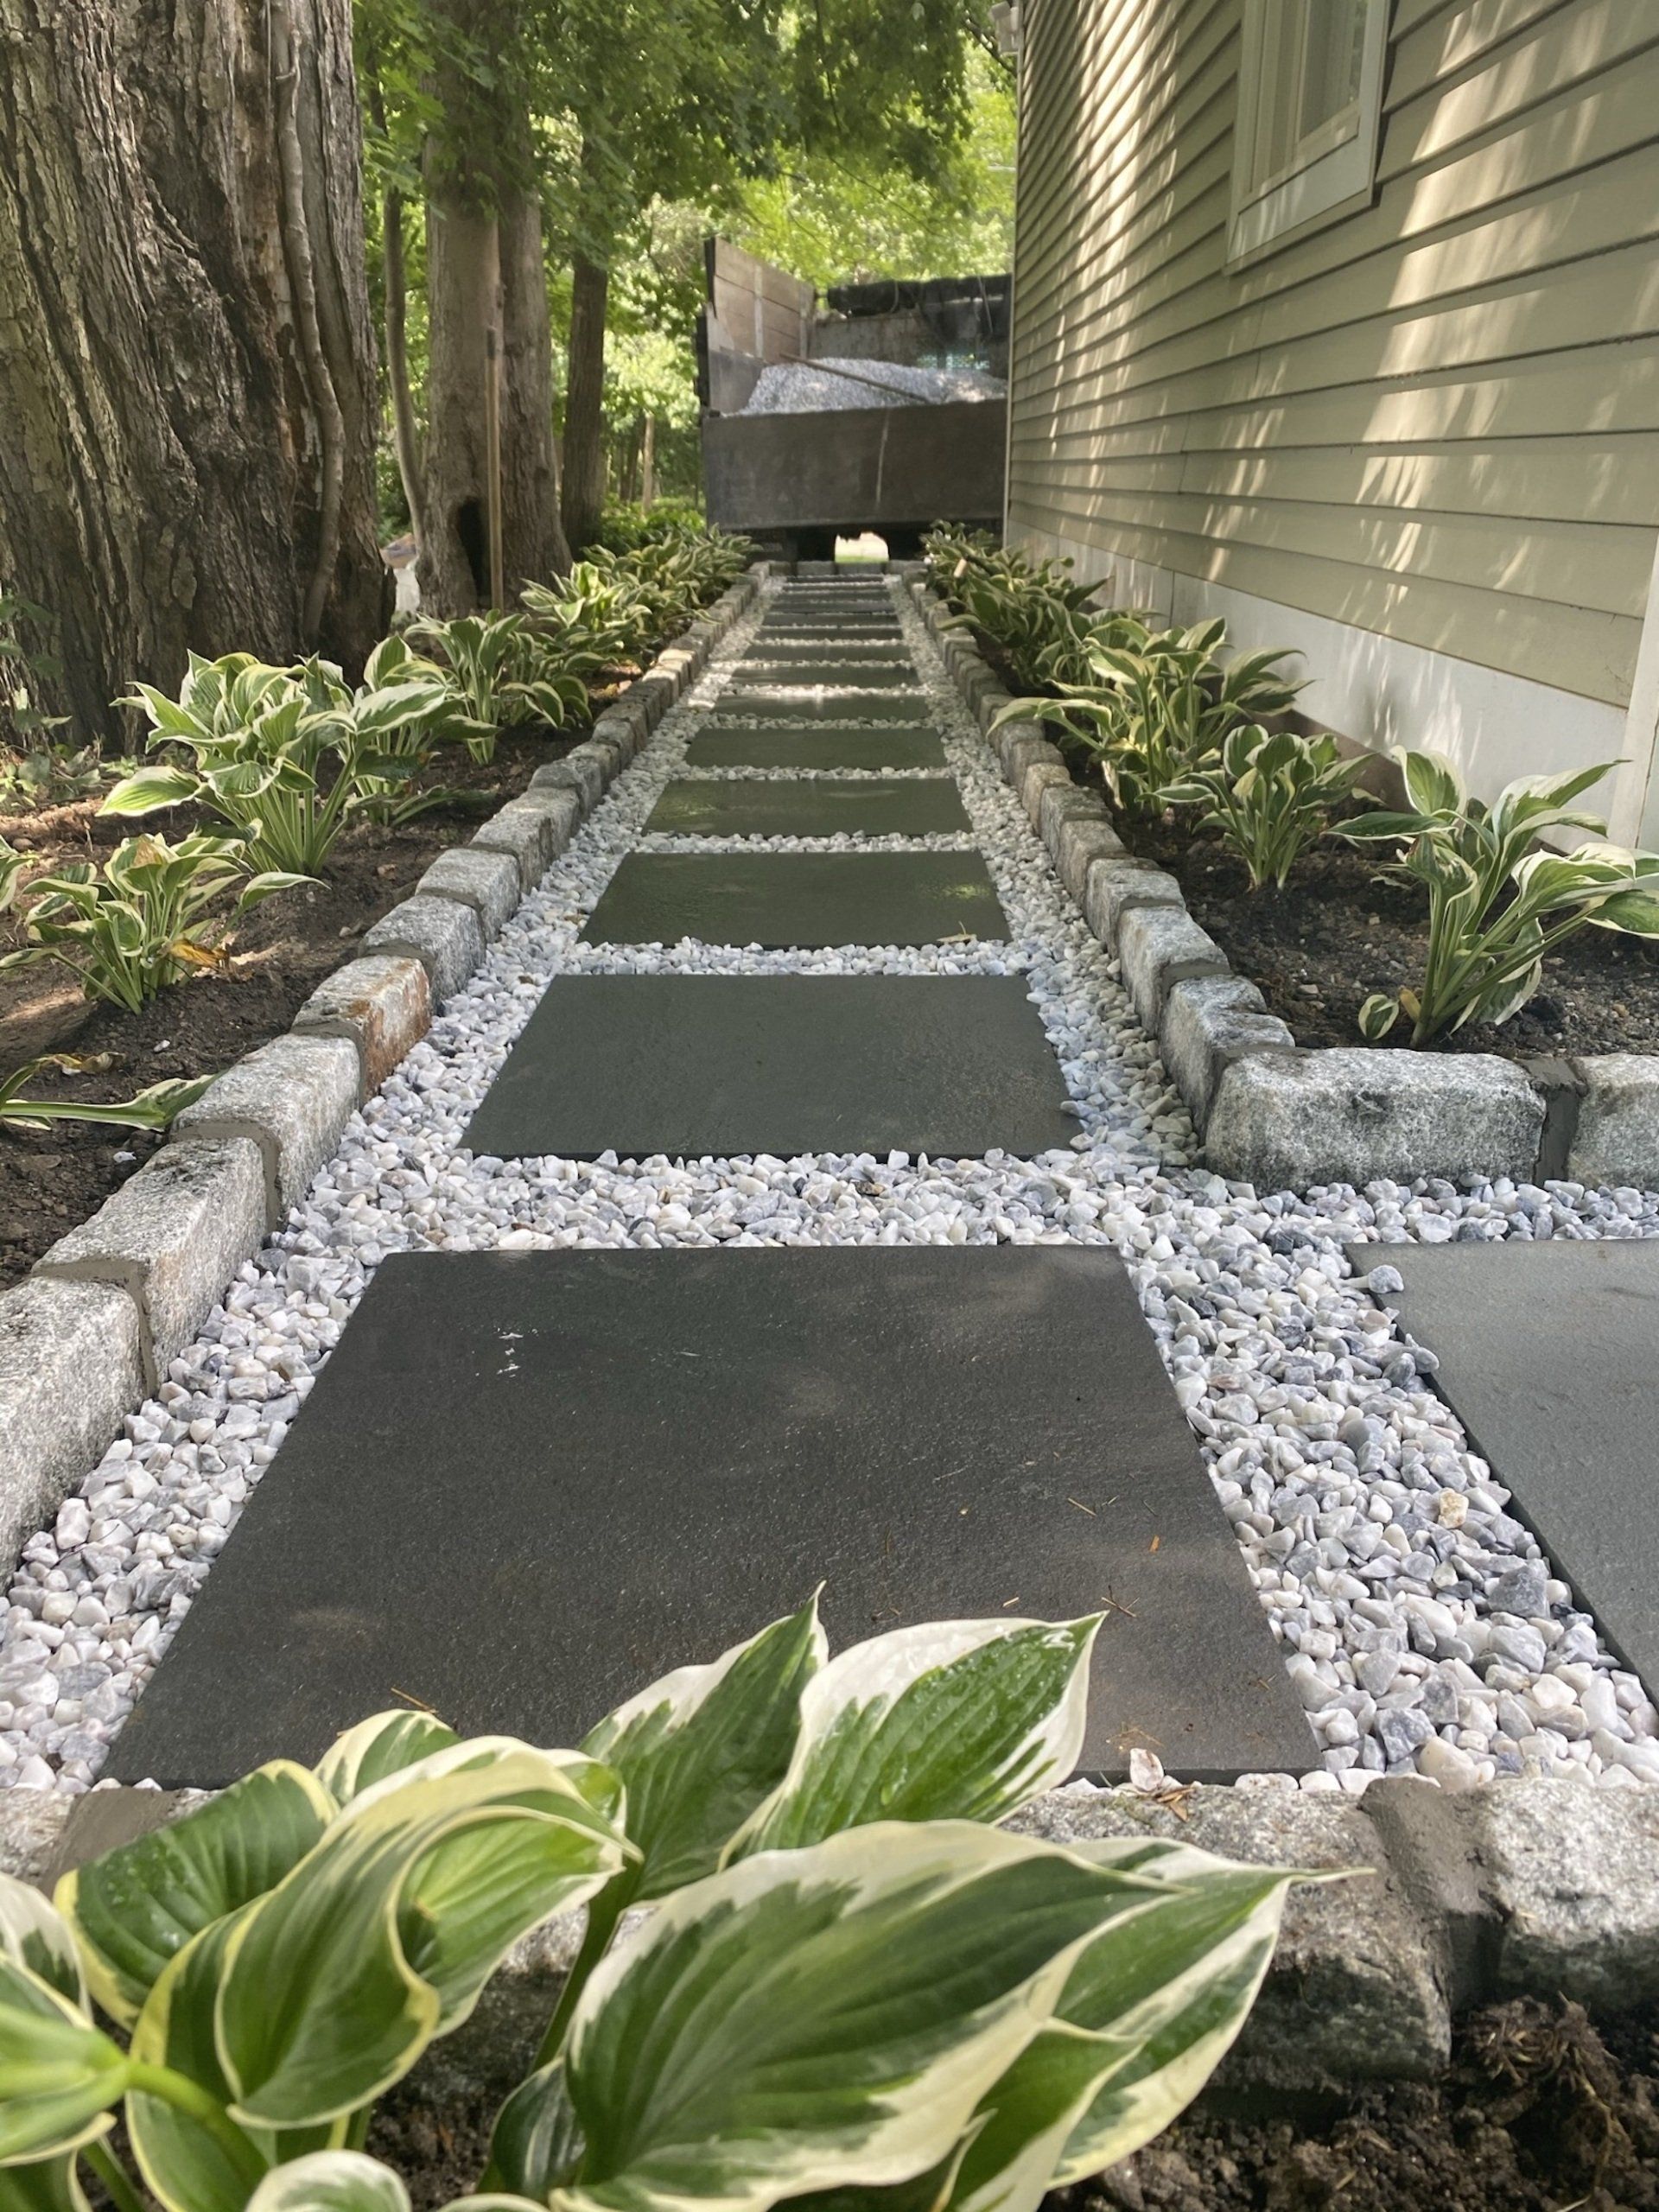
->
(353, 1997), (1659, 2212)
(968, 629), (1659, 1063)
(0, 721), (581, 1292)
(1126, 807), (1659, 1061)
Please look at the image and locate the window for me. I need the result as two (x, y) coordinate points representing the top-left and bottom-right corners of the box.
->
(1229, 0), (1390, 263)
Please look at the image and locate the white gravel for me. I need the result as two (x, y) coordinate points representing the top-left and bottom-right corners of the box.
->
(741, 357), (1006, 413)
(3, 577), (1655, 1798)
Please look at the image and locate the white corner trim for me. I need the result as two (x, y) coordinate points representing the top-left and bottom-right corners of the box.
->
(1611, 529), (1659, 848)
(1008, 521), (1630, 830)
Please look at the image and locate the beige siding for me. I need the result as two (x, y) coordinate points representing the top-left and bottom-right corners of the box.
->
(1007, 0), (1659, 707)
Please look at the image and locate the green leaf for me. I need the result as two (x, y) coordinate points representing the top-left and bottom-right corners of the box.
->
(483, 2057), (585, 2200)
(0, 2154), (91, 2211)
(217, 1743), (630, 2127)
(0, 1957), (126, 2167)
(1398, 750), (1464, 818)
(1049, 1839), (1306, 2181)
(1357, 993), (1401, 1041)
(56, 1761), (335, 2028)
(315, 1712), (461, 1806)
(1588, 886), (1659, 935)
(0, 1876), (86, 2013)
(562, 1822), (1166, 2212)
(243, 2152), (410, 2212)
(99, 767), (200, 817)
(946, 2024), (1129, 2212)
(732, 1617), (1101, 1856)
(581, 1598), (824, 1899)
(126, 1911), (275, 2212)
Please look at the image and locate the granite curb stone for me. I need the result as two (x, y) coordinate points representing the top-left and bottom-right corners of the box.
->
(0, 1283), (147, 1574)
(1205, 1049), (1547, 1191)
(1053, 815), (1127, 903)
(1567, 1053), (1659, 1189)
(293, 955), (432, 1095)
(173, 1034), (361, 1225)
(362, 893), (487, 1002)
(529, 755), (605, 814)
(1020, 759), (1072, 831)
(1117, 903), (1231, 1032)
(35, 1137), (268, 1387)
(416, 847), (522, 936)
(1160, 975), (1297, 1129)
(1081, 858), (1185, 950)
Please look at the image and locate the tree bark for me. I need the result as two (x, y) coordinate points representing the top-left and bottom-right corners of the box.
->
(0, 0), (385, 745)
(562, 247), (610, 556)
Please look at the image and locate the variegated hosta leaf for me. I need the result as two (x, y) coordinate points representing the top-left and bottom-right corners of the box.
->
(56, 1761), (335, 2027)
(127, 1910), (282, 2212)
(217, 1745), (630, 2128)
(779, 2138), (974, 2212)
(731, 1618), (1100, 1856)
(0, 1954), (126, 2167)
(315, 1712), (461, 1808)
(1047, 1837), (1306, 2182)
(482, 2056), (584, 2200)
(946, 2024), (1132, 2212)
(243, 2151), (410, 2211)
(0, 2152), (92, 2211)
(0, 1878), (86, 2016)
(560, 1821), (1166, 2212)
(581, 1599), (824, 1897)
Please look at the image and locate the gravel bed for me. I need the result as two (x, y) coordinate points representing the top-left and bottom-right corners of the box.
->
(740, 357), (1007, 412)
(0, 582), (1655, 1796)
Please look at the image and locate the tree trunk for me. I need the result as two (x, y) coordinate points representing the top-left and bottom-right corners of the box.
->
(562, 248), (610, 556)
(418, 0), (568, 613)
(641, 415), (657, 510)
(0, 0), (384, 745)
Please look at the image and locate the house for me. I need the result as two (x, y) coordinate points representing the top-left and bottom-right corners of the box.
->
(1001, 0), (1659, 843)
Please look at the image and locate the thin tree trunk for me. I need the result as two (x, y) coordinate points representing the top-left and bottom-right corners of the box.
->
(381, 188), (426, 545)
(562, 247), (610, 556)
(419, 0), (567, 612)
(0, 0), (383, 743)
(641, 414), (656, 509)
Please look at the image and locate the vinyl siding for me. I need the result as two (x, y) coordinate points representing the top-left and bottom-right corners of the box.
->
(1006, 0), (1659, 710)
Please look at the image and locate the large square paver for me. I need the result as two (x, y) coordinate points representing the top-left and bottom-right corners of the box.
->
(735, 661), (921, 689)
(683, 726), (948, 770)
(645, 777), (969, 838)
(461, 975), (1076, 1158)
(106, 1246), (1315, 1785)
(760, 616), (904, 638)
(718, 690), (928, 723)
(1351, 1238), (1659, 1691)
(582, 850), (1007, 946)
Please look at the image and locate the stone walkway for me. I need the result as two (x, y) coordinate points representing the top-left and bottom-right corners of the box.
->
(4, 574), (1658, 1795)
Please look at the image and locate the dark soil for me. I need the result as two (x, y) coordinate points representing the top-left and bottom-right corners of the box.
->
(353, 1999), (1659, 2212)
(1128, 810), (1659, 1061)
(0, 722), (580, 1291)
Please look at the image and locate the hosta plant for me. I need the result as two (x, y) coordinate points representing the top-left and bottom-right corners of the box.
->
(0, 1053), (213, 1133)
(410, 614), (588, 762)
(1346, 751), (1659, 1045)
(105, 655), (427, 875)
(996, 621), (1304, 815)
(1, 1602), (1317, 2212)
(0, 832), (305, 1011)
(1162, 724), (1369, 891)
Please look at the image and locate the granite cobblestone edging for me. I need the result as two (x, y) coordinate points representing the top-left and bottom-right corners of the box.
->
(5, 1770), (1656, 2096)
(910, 569), (1659, 1193)
(0, 574), (763, 1577)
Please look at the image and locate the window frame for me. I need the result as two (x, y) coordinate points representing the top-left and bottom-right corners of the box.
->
(1227, 0), (1391, 265)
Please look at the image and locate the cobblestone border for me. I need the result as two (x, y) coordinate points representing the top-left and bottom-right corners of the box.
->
(0, 573), (763, 1579)
(910, 569), (1659, 1194)
(6, 1769), (1656, 2094)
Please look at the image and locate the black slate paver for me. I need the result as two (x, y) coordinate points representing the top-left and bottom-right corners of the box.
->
(645, 776), (969, 838)
(741, 639), (911, 662)
(760, 617), (904, 637)
(1352, 1239), (1659, 1693)
(582, 849), (1007, 947)
(718, 690), (933, 724)
(106, 1246), (1316, 1786)
(461, 974), (1075, 1159)
(683, 726), (948, 770)
(735, 662), (922, 690)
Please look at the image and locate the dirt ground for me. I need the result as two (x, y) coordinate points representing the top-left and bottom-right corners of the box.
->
(0, 723), (576, 1288)
(355, 1998), (1659, 2212)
